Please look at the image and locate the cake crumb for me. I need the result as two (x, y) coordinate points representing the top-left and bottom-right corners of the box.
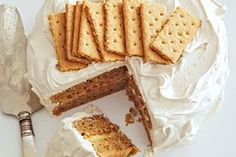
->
(129, 107), (137, 117)
(125, 112), (135, 126)
(137, 117), (142, 123)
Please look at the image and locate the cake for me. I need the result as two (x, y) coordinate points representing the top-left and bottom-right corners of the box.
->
(46, 107), (138, 157)
(27, 0), (229, 153)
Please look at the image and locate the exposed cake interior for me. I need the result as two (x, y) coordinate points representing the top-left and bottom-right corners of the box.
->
(126, 76), (152, 145)
(73, 115), (139, 157)
(50, 65), (153, 147)
(51, 66), (129, 115)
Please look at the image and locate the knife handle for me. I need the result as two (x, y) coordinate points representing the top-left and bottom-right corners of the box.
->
(18, 111), (37, 157)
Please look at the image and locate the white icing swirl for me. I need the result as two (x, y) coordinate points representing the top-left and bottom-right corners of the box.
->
(27, 0), (229, 154)
(128, 0), (229, 152)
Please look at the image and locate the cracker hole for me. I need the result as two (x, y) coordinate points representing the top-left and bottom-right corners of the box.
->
(56, 21), (59, 24)
(113, 4), (116, 8)
(191, 22), (195, 26)
(133, 30), (137, 33)
(86, 32), (89, 35)
(134, 42), (137, 46)
(168, 32), (172, 35)
(59, 33), (62, 36)
(171, 41), (174, 43)
(173, 49), (177, 53)
(155, 18), (158, 21)
(86, 43), (89, 46)
(180, 40), (184, 44)
(175, 23), (179, 26)
(119, 35), (122, 38)
(156, 30), (159, 34)
(186, 32), (190, 35)
(148, 11), (151, 14)
(113, 28), (117, 31)
(99, 23), (103, 27)
(151, 35), (155, 39)
(161, 41), (166, 44)
(180, 14), (184, 18)
(183, 23), (186, 26)
(131, 6), (134, 9)
(114, 39), (117, 43)
(113, 16), (117, 19)
(178, 32), (183, 36)
(160, 13), (164, 16)
(149, 23), (153, 27)
(96, 11), (99, 15)
(132, 18), (135, 21)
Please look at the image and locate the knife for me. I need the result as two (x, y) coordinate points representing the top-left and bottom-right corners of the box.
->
(0, 5), (42, 157)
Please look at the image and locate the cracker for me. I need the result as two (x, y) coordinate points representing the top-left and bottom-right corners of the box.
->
(77, 3), (102, 61)
(140, 3), (169, 64)
(85, 1), (124, 62)
(150, 7), (201, 63)
(104, 0), (126, 56)
(123, 0), (143, 57)
(66, 4), (89, 64)
(48, 12), (87, 72)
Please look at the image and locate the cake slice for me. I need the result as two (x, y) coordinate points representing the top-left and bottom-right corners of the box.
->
(47, 112), (139, 157)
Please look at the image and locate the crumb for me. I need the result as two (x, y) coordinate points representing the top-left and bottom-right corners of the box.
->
(125, 112), (135, 126)
(137, 117), (142, 123)
(129, 107), (137, 117)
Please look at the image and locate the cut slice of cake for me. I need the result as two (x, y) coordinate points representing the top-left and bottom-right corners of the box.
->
(47, 112), (139, 157)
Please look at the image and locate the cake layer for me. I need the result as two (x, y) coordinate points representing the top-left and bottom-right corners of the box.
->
(51, 66), (129, 115)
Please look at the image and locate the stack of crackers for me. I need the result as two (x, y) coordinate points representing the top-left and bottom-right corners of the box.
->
(48, 0), (201, 72)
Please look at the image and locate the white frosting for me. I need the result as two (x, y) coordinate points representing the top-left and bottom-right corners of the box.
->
(46, 112), (98, 157)
(128, 0), (229, 152)
(27, 0), (229, 154)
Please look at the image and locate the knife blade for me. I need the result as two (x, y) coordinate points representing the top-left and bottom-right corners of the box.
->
(0, 5), (42, 157)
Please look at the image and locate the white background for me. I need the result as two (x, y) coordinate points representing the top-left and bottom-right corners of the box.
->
(0, 0), (236, 157)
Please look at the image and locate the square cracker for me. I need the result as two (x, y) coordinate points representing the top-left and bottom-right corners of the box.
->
(150, 7), (201, 63)
(123, 0), (143, 57)
(104, 0), (126, 56)
(48, 12), (87, 72)
(77, 3), (102, 61)
(140, 3), (169, 64)
(84, 0), (124, 62)
(66, 4), (89, 64)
